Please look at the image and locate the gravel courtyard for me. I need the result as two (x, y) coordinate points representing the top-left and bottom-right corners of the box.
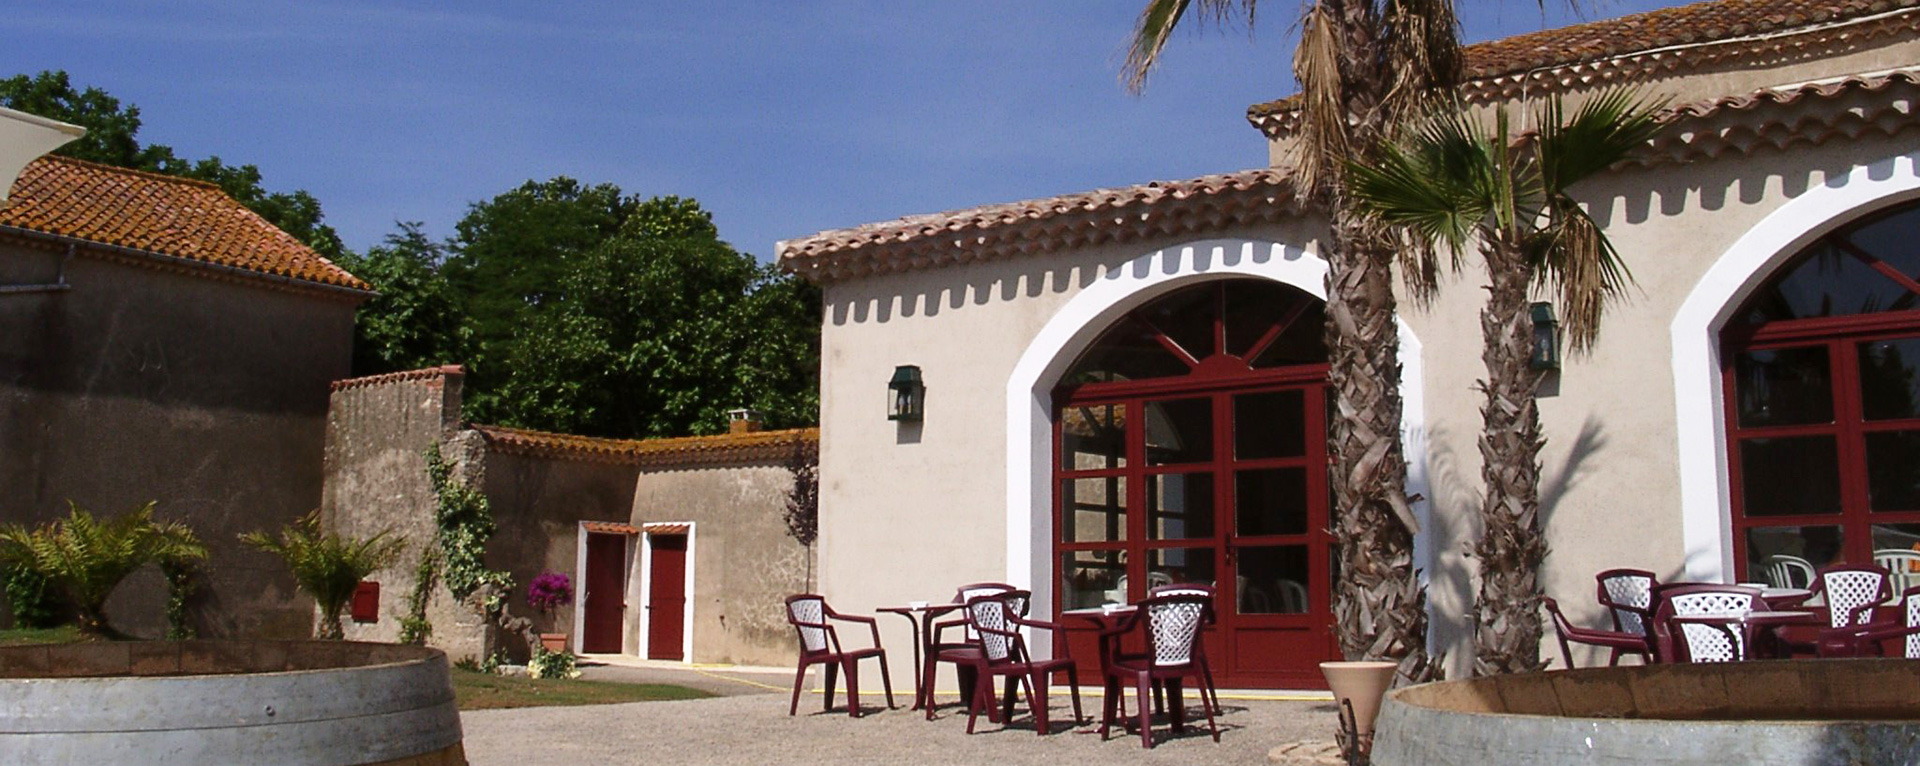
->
(461, 663), (1339, 766)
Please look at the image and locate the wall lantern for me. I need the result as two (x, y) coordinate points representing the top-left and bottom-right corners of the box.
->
(1530, 302), (1561, 371)
(888, 365), (925, 422)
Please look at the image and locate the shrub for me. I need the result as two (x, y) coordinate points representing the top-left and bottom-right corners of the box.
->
(527, 646), (578, 679)
(527, 571), (573, 613)
(1, 564), (57, 629)
(241, 512), (404, 640)
(0, 501), (206, 637)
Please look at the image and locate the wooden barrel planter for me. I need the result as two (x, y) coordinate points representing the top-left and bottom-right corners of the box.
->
(0, 640), (465, 766)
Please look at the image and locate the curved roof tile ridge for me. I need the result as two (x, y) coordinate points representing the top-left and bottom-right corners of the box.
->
(1247, 0), (1920, 136)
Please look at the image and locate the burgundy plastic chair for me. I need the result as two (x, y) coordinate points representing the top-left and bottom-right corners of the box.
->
(923, 582), (1021, 720)
(1138, 582), (1221, 717)
(958, 590), (1083, 736)
(1810, 563), (1894, 657)
(1594, 569), (1658, 647)
(1858, 585), (1920, 658)
(1098, 592), (1219, 749)
(1651, 584), (1759, 663)
(784, 594), (895, 717)
(1542, 597), (1653, 669)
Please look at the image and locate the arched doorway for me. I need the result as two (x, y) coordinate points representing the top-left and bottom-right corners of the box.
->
(1722, 200), (1920, 584)
(1052, 277), (1336, 688)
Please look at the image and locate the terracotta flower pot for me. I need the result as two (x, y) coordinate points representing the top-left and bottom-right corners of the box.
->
(1319, 660), (1398, 743)
(539, 633), (569, 653)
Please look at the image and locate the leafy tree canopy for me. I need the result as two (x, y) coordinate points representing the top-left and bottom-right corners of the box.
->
(356, 181), (819, 438)
(0, 70), (346, 259)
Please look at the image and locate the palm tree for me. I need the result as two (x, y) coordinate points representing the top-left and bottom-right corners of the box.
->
(0, 501), (208, 638)
(242, 513), (404, 640)
(1348, 90), (1665, 675)
(1127, 0), (1463, 679)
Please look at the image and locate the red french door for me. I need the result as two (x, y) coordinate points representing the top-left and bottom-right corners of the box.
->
(1723, 200), (1920, 580)
(646, 534), (688, 660)
(582, 532), (629, 654)
(1052, 279), (1338, 688)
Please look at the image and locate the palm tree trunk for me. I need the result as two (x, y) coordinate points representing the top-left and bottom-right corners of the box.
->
(1470, 240), (1550, 676)
(1317, 0), (1435, 682)
(318, 608), (345, 640)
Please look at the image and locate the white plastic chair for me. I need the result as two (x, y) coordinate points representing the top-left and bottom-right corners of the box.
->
(1764, 554), (1816, 590)
(1658, 586), (1759, 663)
(1873, 549), (1920, 597)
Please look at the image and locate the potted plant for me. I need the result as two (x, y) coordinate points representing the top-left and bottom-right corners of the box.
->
(527, 571), (574, 653)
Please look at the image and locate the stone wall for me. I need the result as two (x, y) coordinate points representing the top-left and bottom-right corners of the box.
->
(322, 368), (495, 662)
(320, 366), (813, 668)
(630, 459), (811, 667)
(0, 241), (356, 638)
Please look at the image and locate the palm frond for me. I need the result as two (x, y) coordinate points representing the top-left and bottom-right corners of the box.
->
(1535, 88), (1668, 194)
(243, 512), (404, 635)
(1348, 102), (1499, 300)
(1379, 0), (1463, 125)
(1290, 1), (1349, 191)
(1535, 196), (1633, 352)
(1122, 0), (1254, 94)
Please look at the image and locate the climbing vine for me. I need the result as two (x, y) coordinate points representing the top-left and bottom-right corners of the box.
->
(159, 559), (198, 640)
(397, 551), (438, 645)
(424, 443), (512, 616)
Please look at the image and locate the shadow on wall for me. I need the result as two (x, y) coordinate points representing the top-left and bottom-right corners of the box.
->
(1589, 148), (1861, 233)
(1426, 416), (1610, 674)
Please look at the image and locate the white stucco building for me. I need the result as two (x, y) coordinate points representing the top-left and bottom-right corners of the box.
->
(777, 0), (1920, 686)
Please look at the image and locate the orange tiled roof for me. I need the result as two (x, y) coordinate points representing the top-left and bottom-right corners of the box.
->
(0, 155), (369, 292)
(777, 68), (1920, 284)
(473, 423), (818, 469)
(1248, 0), (1920, 132)
(778, 168), (1301, 283)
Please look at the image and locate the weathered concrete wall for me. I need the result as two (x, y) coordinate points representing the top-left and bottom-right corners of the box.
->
(630, 460), (811, 667)
(323, 370), (494, 663)
(483, 452), (639, 656)
(0, 241), (355, 638)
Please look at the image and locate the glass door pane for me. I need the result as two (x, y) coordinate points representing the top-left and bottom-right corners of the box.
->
(1061, 550), (1128, 609)
(1738, 436), (1842, 516)
(1235, 545), (1310, 614)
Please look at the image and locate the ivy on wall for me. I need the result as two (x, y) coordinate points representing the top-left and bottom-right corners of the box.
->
(424, 443), (512, 615)
(398, 551), (438, 645)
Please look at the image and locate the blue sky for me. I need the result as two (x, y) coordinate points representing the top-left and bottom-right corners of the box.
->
(4, 1), (1677, 261)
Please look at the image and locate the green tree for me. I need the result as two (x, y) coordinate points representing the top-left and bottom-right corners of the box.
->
(333, 223), (471, 374)
(0, 502), (207, 638)
(1126, 0), (1462, 680)
(1349, 90), (1666, 675)
(489, 196), (820, 437)
(241, 513), (405, 640)
(0, 70), (347, 259)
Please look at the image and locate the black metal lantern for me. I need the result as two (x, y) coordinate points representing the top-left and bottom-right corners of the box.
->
(888, 365), (924, 421)
(1530, 302), (1561, 371)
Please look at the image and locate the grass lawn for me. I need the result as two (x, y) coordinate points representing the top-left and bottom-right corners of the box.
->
(0, 625), (81, 646)
(452, 669), (712, 710)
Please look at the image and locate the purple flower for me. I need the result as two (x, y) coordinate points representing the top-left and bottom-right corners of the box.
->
(527, 571), (574, 612)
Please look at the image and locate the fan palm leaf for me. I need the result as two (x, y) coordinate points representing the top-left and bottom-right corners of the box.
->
(242, 512), (404, 640)
(0, 502), (206, 637)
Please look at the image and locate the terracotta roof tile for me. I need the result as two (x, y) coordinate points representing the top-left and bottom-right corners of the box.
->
(777, 167), (1300, 283)
(582, 521), (641, 535)
(0, 155), (369, 292)
(330, 365), (465, 391)
(777, 68), (1920, 284)
(472, 423), (818, 469)
(1248, 0), (1920, 132)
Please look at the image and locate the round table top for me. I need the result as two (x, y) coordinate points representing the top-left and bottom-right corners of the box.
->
(1762, 587), (1812, 599)
(1675, 610), (1815, 623)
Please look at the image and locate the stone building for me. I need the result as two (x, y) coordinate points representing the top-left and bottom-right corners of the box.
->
(778, 0), (1920, 685)
(0, 121), (370, 637)
(323, 366), (813, 667)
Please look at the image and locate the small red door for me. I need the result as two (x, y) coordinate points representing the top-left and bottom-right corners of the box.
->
(646, 534), (688, 660)
(582, 533), (628, 654)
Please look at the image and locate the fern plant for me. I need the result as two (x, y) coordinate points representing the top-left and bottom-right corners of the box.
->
(242, 512), (404, 640)
(0, 501), (207, 637)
